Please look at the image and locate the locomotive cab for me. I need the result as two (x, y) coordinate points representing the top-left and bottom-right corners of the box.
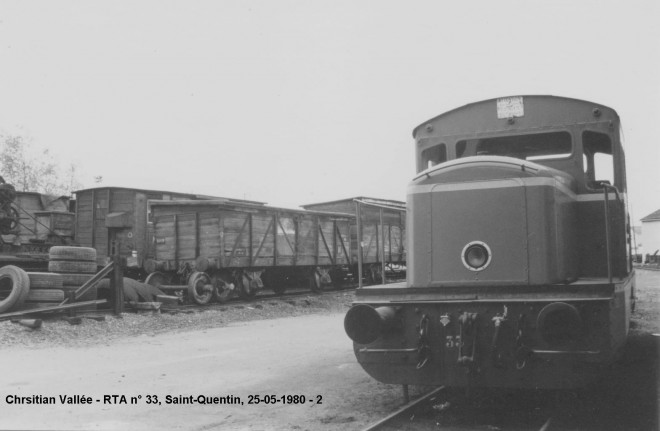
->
(346, 96), (635, 389)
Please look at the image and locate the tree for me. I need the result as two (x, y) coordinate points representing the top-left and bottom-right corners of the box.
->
(0, 132), (81, 196)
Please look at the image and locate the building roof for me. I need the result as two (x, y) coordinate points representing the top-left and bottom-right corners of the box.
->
(641, 209), (660, 223)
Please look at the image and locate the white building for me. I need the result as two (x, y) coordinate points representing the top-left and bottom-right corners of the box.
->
(640, 209), (660, 260)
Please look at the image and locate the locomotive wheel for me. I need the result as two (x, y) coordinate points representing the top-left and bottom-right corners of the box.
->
(309, 271), (322, 293)
(145, 271), (170, 289)
(210, 273), (233, 304)
(237, 274), (257, 300)
(187, 272), (213, 305)
(0, 265), (30, 313)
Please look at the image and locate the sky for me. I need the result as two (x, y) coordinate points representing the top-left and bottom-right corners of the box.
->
(0, 0), (658, 224)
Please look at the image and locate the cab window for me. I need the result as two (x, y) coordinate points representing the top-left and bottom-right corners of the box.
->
(456, 131), (572, 160)
(420, 144), (447, 171)
(583, 131), (614, 189)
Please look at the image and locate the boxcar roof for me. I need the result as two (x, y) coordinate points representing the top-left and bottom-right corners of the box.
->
(413, 95), (619, 138)
(302, 196), (405, 209)
(74, 186), (265, 205)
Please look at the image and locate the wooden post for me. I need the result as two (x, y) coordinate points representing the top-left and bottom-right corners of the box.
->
(66, 290), (76, 317)
(112, 241), (124, 316)
(356, 201), (363, 288)
(380, 208), (386, 285)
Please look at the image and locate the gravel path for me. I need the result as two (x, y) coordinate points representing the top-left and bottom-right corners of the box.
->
(0, 291), (355, 349)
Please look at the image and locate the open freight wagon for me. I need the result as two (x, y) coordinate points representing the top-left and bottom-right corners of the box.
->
(143, 200), (355, 303)
(302, 197), (407, 283)
(73, 187), (264, 275)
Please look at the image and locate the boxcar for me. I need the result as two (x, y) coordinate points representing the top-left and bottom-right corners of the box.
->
(302, 197), (406, 283)
(145, 200), (355, 303)
(345, 95), (635, 390)
(73, 187), (263, 274)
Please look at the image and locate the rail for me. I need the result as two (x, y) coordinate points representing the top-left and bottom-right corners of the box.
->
(360, 386), (445, 431)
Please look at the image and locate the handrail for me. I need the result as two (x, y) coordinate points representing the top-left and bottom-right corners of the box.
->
(602, 184), (621, 284)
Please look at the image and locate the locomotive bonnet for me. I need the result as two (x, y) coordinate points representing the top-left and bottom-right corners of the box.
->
(408, 155), (578, 287)
(345, 95), (635, 389)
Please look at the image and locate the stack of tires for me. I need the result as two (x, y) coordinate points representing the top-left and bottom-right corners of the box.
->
(47, 246), (98, 313)
(22, 272), (65, 310)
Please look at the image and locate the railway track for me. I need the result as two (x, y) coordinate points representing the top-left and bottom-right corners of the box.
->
(361, 386), (556, 431)
(154, 282), (358, 314)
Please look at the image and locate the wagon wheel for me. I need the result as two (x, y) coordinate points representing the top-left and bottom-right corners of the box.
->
(237, 274), (257, 300)
(309, 271), (322, 293)
(187, 271), (213, 305)
(144, 271), (170, 289)
(210, 273), (233, 304)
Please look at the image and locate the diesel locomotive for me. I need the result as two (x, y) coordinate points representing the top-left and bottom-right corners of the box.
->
(345, 95), (635, 389)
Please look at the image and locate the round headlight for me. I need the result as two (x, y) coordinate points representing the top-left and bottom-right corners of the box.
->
(461, 241), (492, 271)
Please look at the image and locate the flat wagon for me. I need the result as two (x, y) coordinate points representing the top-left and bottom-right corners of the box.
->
(145, 200), (355, 303)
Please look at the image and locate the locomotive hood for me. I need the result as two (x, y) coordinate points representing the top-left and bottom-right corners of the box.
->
(406, 155), (579, 287)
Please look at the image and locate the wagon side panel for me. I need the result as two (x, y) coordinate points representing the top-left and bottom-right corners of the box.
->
(199, 211), (222, 261)
(317, 218), (335, 266)
(296, 215), (317, 266)
(275, 215), (297, 266)
(251, 213), (275, 267)
(221, 210), (251, 267)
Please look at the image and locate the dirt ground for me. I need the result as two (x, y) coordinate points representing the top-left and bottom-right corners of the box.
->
(0, 270), (658, 431)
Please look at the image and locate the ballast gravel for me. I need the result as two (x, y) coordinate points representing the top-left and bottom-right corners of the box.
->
(0, 291), (355, 349)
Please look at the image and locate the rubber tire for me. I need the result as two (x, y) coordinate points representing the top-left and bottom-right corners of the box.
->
(27, 289), (65, 302)
(49, 260), (97, 274)
(49, 246), (97, 262)
(60, 273), (94, 287)
(188, 272), (213, 305)
(27, 272), (64, 289)
(0, 265), (30, 313)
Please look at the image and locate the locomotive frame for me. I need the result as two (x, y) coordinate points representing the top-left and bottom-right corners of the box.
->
(345, 95), (635, 389)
